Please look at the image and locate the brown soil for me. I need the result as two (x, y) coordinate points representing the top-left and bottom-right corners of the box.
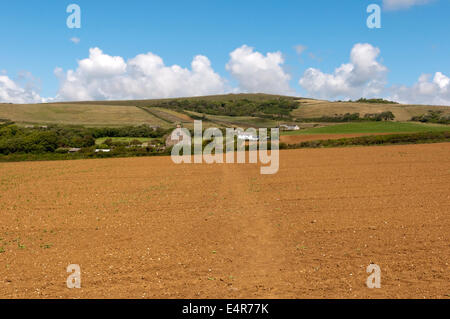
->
(280, 132), (405, 144)
(0, 143), (449, 298)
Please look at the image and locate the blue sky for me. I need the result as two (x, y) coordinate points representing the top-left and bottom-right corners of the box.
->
(0, 0), (449, 104)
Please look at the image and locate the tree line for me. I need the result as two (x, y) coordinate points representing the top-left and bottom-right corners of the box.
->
(296, 112), (395, 123)
(148, 98), (299, 118)
(411, 111), (450, 125)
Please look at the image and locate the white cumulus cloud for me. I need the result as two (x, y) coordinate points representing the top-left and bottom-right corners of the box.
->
(299, 43), (388, 100)
(383, 0), (434, 11)
(0, 74), (43, 104)
(226, 45), (293, 95)
(4, 44), (449, 106)
(54, 47), (228, 101)
(388, 72), (450, 105)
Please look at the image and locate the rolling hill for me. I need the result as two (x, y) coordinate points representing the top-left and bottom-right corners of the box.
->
(0, 103), (169, 127)
(0, 94), (449, 130)
(292, 99), (450, 122)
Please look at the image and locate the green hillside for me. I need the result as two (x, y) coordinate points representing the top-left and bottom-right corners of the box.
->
(1, 94), (449, 131)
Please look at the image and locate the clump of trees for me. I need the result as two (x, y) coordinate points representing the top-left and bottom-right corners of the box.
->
(89, 125), (169, 138)
(0, 128), (60, 154)
(411, 111), (450, 125)
(0, 123), (170, 156)
(296, 111), (395, 123)
(352, 98), (399, 104)
(148, 98), (299, 118)
(0, 125), (67, 154)
(363, 111), (395, 121)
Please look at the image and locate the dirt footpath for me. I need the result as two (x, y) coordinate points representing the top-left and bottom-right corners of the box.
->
(0, 143), (449, 298)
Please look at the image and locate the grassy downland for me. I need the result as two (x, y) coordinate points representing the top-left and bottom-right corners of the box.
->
(292, 99), (450, 122)
(0, 103), (169, 127)
(61, 93), (299, 107)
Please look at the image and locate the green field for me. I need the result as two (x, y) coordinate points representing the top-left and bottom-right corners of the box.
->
(281, 122), (450, 135)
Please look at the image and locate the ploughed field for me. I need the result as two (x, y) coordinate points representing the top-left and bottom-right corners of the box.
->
(279, 133), (403, 144)
(0, 143), (449, 298)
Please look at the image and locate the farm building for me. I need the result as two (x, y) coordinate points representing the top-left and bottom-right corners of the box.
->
(237, 132), (259, 141)
(279, 124), (300, 131)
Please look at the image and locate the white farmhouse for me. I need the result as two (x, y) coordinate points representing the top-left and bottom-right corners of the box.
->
(279, 124), (300, 131)
(237, 132), (259, 141)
